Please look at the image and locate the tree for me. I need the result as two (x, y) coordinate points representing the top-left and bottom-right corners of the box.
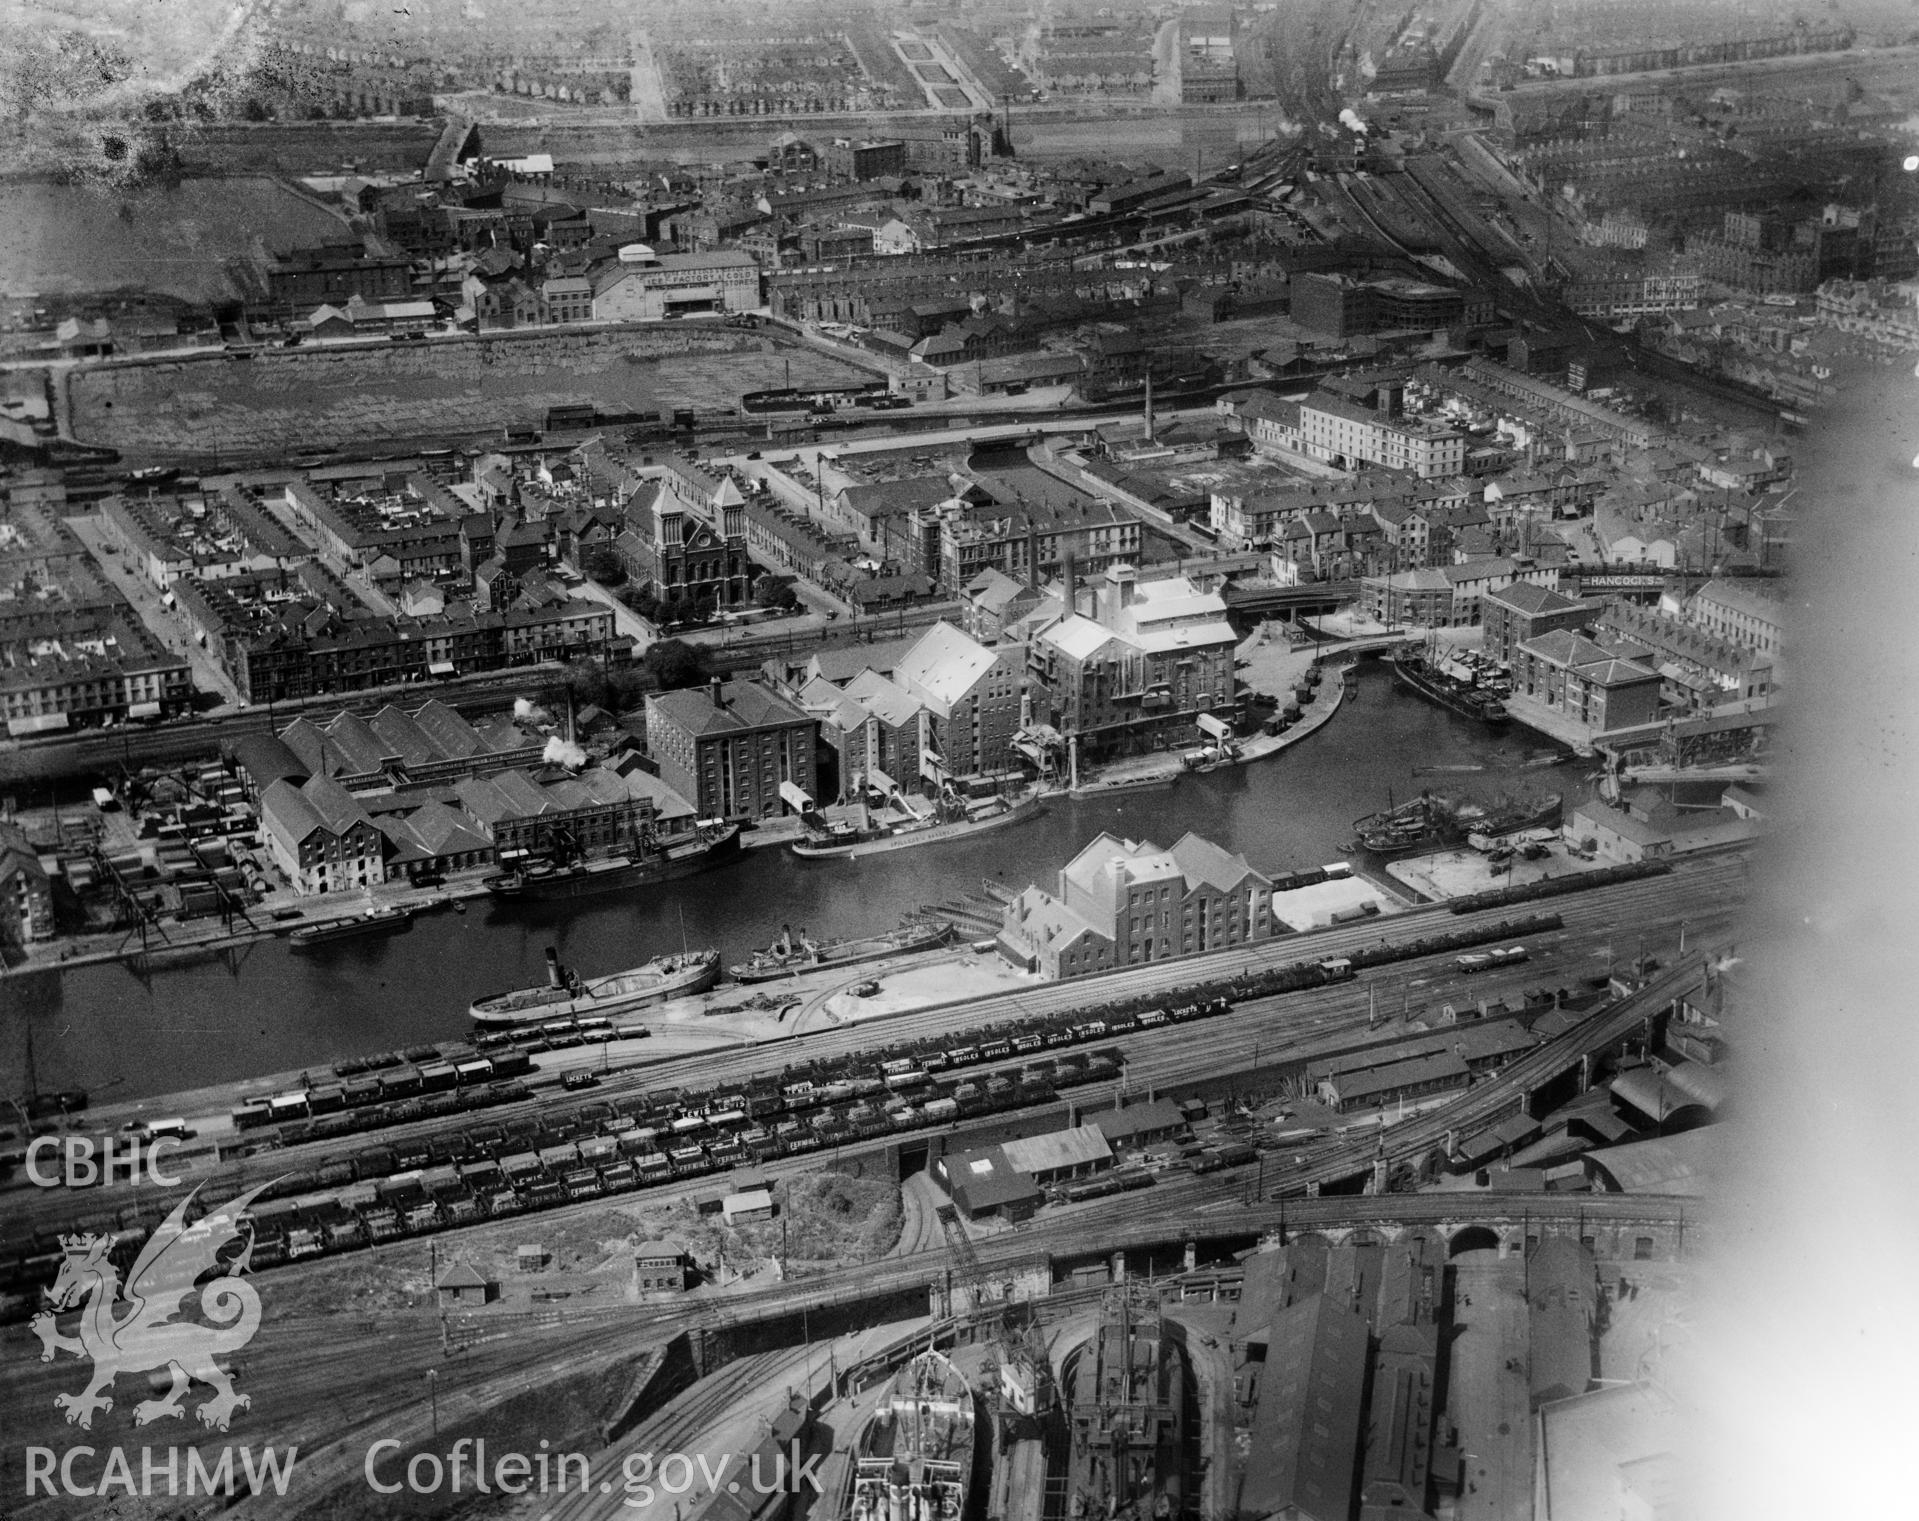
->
(582, 546), (626, 586)
(642, 638), (712, 691)
(753, 572), (800, 612)
(618, 584), (662, 622)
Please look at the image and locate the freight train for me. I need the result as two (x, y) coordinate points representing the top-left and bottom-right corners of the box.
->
(228, 1047), (538, 1135)
(0, 912), (1569, 1301)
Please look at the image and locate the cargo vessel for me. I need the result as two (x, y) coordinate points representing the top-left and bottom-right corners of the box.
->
(1388, 647), (1509, 727)
(469, 947), (722, 1026)
(1354, 789), (1562, 858)
(288, 905), (413, 949)
(848, 1349), (975, 1521)
(482, 822), (742, 901)
(728, 918), (951, 983)
(791, 793), (1043, 860)
(1460, 791), (1563, 841)
(1066, 1286), (1187, 1521)
(1352, 792), (1459, 858)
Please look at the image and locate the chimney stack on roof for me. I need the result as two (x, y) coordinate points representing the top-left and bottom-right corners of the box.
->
(710, 676), (726, 710)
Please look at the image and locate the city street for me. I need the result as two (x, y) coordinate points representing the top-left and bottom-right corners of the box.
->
(63, 511), (244, 706)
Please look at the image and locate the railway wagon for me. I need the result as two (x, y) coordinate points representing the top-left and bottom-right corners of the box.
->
(68, 909), (1629, 1294)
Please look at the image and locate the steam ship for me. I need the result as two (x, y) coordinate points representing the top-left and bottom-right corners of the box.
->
(791, 793), (1044, 859)
(1352, 792), (1460, 858)
(1067, 1287), (1188, 1521)
(848, 1349), (976, 1521)
(469, 946), (722, 1026)
(1388, 647), (1509, 728)
(1459, 791), (1564, 841)
(1353, 790), (1562, 858)
(728, 918), (952, 984)
(483, 822), (742, 901)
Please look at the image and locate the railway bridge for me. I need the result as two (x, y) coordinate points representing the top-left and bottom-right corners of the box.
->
(672, 1190), (1695, 1373)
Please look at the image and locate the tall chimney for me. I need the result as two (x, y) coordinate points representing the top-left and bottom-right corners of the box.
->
(710, 676), (726, 710)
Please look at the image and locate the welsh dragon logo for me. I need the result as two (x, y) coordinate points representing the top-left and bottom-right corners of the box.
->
(31, 1182), (274, 1432)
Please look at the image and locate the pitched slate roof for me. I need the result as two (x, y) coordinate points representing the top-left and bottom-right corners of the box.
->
(646, 681), (812, 739)
(1487, 580), (1585, 616)
(896, 621), (998, 715)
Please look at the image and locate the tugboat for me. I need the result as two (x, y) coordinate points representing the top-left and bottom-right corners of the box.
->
(1388, 644), (1510, 728)
(728, 918), (952, 983)
(1067, 1285), (1187, 1521)
(848, 1349), (976, 1521)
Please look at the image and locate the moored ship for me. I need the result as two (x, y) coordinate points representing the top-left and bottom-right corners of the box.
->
(483, 822), (742, 901)
(1388, 647), (1509, 728)
(849, 1349), (975, 1521)
(1067, 1286), (1187, 1521)
(729, 918), (952, 983)
(1353, 789), (1563, 858)
(288, 905), (413, 949)
(469, 946), (721, 1026)
(1460, 790), (1564, 841)
(791, 793), (1044, 860)
(1352, 792), (1460, 858)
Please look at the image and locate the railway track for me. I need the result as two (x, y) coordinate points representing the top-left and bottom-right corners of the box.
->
(1270, 956), (1713, 1199)
(539, 1344), (821, 1521)
(5, 1185), (1698, 1516)
(0, 855), (1748, 1253)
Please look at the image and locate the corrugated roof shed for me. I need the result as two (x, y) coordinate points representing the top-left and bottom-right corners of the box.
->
(1090, 1097), (1185, 1145)
(1001, 1124), (1112, 1178)
(1528, 1237), (1596, 1410)
(945, 1147), (1046, 1216)
(231, 733), (309, 791)
(1361, 1320), (1439, 1508)
(1609, 1067), (1710, 1126)
(365, 704), (441, 769)
(1237, 1294), (1368, 1521)
(1533, 1383), (1676, 1521)
(1328, 1051), (1469, 1107)
(1583, 1127), (1719, 1196)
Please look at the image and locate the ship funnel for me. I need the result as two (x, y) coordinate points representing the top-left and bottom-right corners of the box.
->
(545, 947), (565, 988)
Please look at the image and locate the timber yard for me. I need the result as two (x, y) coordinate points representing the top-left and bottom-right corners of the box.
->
(0, 0), (1896, 1516)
